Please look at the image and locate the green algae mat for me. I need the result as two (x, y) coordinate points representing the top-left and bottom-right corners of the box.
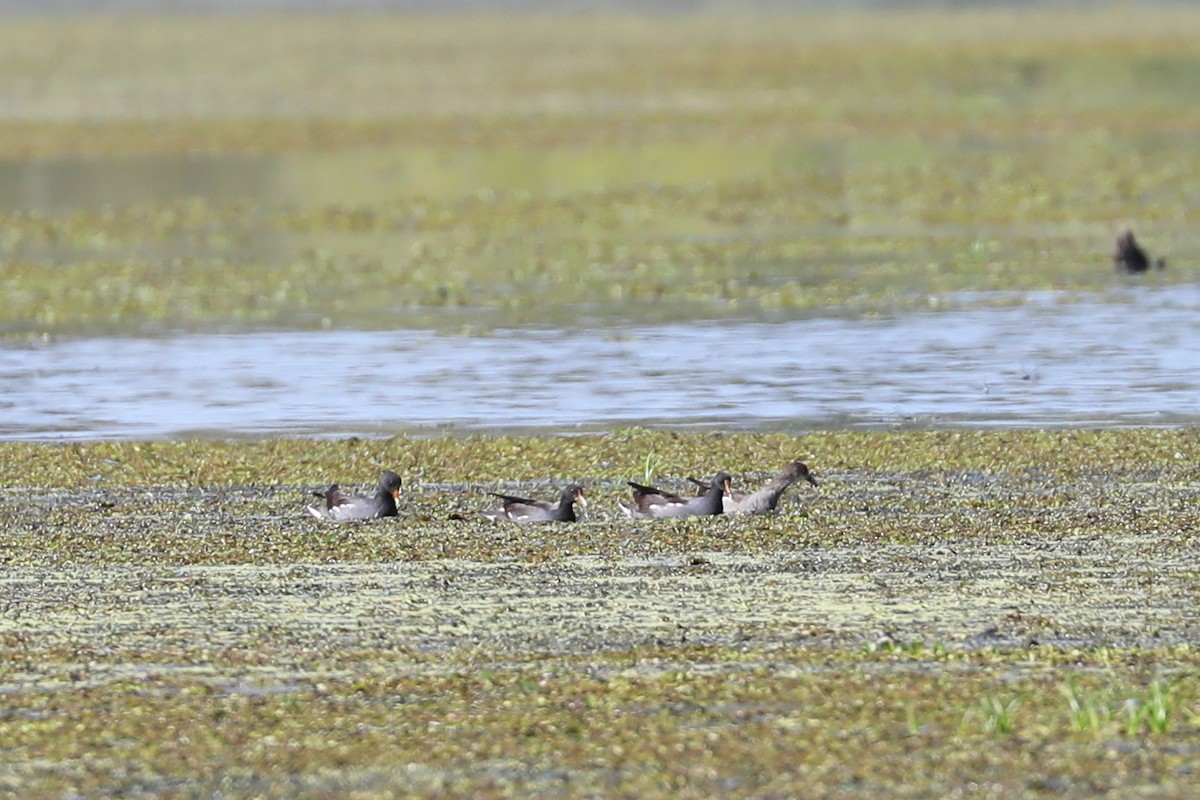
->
(4, 429), (1200, 797)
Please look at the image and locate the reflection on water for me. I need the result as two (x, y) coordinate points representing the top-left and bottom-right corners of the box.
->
(3, 286), (1200, 440)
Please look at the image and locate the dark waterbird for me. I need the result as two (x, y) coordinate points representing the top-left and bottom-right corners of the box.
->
(1114, 230), (1165, 274)
(481, 484), (587, 523)
(620, 471), (731, 519)
(689, 460), (818, 515)
(307, 470), (402, 521)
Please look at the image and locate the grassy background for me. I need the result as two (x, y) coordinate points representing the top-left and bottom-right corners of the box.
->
(1, 7), (1199, 335)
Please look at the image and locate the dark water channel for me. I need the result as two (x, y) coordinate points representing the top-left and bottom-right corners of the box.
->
(3, 285), (1199, 440)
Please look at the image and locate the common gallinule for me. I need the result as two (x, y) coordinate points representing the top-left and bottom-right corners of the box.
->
(619, 472), (731, 519)
(307, 470), (402, 521)
(689, 460), (817, 515)
(1114, 230), (1165, 273)
(481, 484), (587, 523)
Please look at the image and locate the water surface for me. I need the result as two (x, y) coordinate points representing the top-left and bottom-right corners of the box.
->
(3, 285), (1198, 440)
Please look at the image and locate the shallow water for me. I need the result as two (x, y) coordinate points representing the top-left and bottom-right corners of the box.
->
(3, 285), (1198, 440)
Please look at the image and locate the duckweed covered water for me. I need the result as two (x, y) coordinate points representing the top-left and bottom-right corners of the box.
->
(4, 429), (1200, 797)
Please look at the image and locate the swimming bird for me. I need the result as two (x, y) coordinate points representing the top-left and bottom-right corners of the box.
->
(689, 460), (818, 515)
(307, 470), (402, 521)
(1114, 230), (1165, 274)
(619, 472), (731, 519)
(481, 484), (587, 523)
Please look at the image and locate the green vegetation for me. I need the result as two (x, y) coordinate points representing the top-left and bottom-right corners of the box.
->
(4, 6), (1200, 796)
(3, 423), (1198, 487)
(4, 429), (1200, 795)
(1, 8), (1199, 336)
(2, 649), (1198, 798)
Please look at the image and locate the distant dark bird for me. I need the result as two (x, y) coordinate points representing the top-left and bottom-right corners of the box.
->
(1114, 230), (1165, 274)
(688, 460), (818, 515)
(307, 470), (402, 521)
(481, 484), (587, 523)
(619, 472), (731, 519)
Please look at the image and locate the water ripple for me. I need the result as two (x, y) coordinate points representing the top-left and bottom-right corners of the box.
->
(3, 287), (1200, 440)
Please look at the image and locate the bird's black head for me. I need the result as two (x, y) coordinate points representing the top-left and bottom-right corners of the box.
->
(379, 471), (403, 497)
